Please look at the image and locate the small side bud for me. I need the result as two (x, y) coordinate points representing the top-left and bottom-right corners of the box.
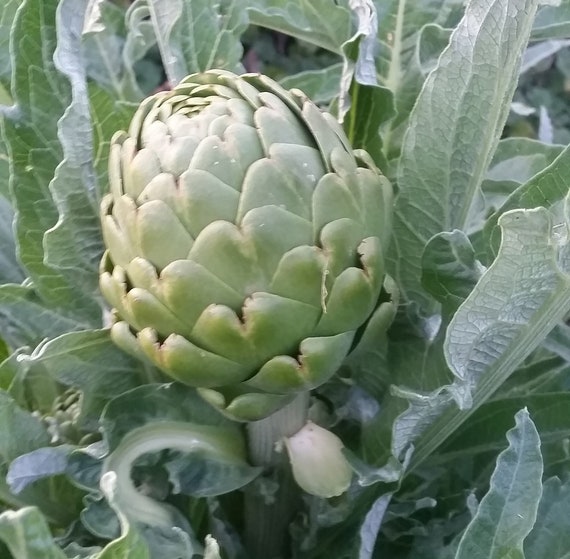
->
(284, 421), (352, 498)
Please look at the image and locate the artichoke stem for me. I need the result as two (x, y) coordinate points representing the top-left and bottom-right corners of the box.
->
(244, 392), (310, 559)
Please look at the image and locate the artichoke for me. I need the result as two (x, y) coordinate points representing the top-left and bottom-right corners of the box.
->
(100, 70), (392, 420)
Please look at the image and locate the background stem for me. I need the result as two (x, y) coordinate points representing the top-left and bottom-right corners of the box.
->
(244, 392), (310, 559)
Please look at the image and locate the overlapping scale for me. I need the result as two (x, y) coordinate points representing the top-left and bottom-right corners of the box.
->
(269, 246), (326, 309)
(240, 205), (313, 280)
(190, 292), (320, 369)
(187, 221), (264, 295)
(318, 218), (365, 278)
(178, 169), (240, 237)
(136, 200), (194, 270)
(136, 329), (251, 387)
(245, 332), (354, 394)
(188, 136), (244, 186)
(100, 200), (135, 271)
(237, 158), (313, 222)
(126, 258), (243, 329)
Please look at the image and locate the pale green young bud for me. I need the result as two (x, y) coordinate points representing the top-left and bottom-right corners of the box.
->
(284, 421), (352, 498)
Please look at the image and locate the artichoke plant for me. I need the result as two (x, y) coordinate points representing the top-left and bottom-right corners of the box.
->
(100, 70), (392, 420)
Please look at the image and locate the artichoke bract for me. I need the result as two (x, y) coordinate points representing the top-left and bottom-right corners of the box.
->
(100, 70), (392, 420)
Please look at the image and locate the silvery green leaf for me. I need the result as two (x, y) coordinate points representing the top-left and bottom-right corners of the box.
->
(279, 63), (343, 105)
(88, 85), (137, 194)
(532, 0), (570, 39)
(521, 39), (570, 73)
(376, 0), (464, 158)
(487, 138), (564, 183)
(484, 142), (570, 257)
(247, 0), (352, 53)
(22, 330), (146, 418)
(538, 105), (554, 143)
(357, 492), (393, 559)
(83, 0), (157, 100)
(99, 384), (259, 537)
(455, 409), (543, 559)
(0, 196), (24, 284)
(44, 0), (105, 306)
(0, 285), (87, 350)
(2, 0), (100, 321)
(7, 445), (73, 494)
(511, 101), (537, 116)
(368, 207), (570, 473)
(416, 24), (452, 75)
(0, 389), (49, 463)
(390, 0), (545, 309)
(339, 0), (385, 124)
(544, 322), (570, 362)
(435, 393), (570, 463)
(0, 0), (22, 83)
(0, 507), (67, 559)
(421, 231), (484, 316)
(524, 477), (570, 559)
(147, 0), (248, 84)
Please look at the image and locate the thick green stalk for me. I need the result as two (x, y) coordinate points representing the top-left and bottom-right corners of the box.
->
(245, 392), (310, 559)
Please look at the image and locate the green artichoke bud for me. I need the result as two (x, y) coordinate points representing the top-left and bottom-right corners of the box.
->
(100, 70), (392, 420)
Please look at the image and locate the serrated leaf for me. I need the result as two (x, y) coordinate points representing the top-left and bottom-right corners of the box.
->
(448, 210), (567, 388)
(390, 0), (545, 309)
(3, 0), (100, 321)
(455, 409), (543, 559)
(407, 208), (570, 470)
(0, 507), (67, 559)
(147, 0), (248, 85)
